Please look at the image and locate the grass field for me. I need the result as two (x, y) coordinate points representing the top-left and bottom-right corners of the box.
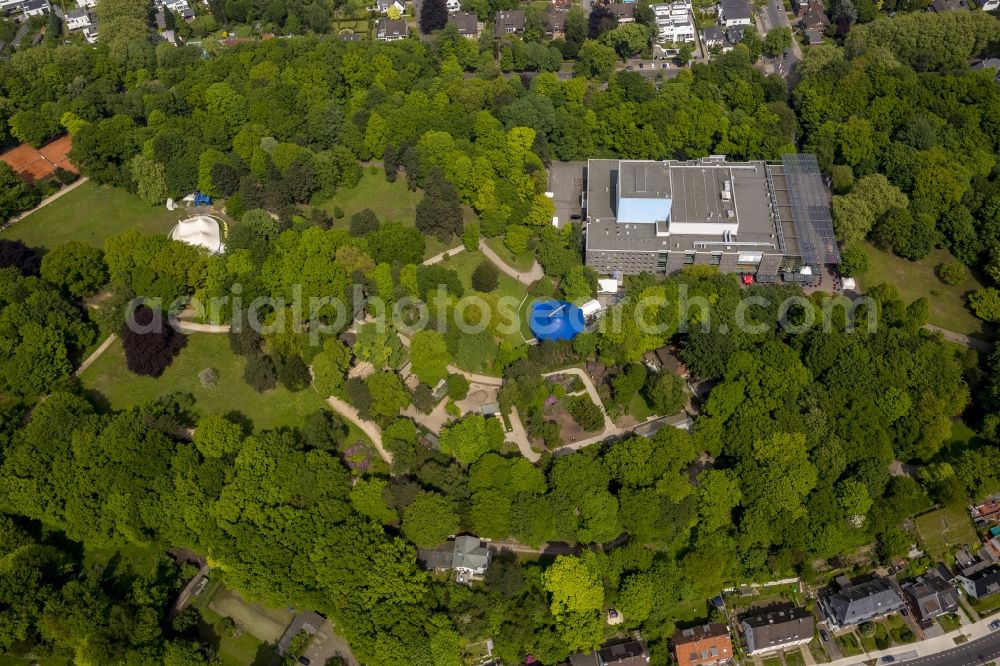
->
(84, 540), (165, 577)
(438, 249), (531, 344)
(914, 504), (978, 560)
(317, 171), (457, 259)
(200, 606), (282, 666)
(79, 333), (328, 431)
(0, 182), (182, 250)
(835, 632), (863, 657)
(859, 242), (992, 337)
(484, 236), (536, 272)
(783, 649), (807, 666)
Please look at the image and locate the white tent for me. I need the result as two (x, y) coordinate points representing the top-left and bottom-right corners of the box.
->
(169, 216), (223, 254)
(842, 277), (857, 291)
(598, 278), (619, 294)
(580, 299), (602, 318)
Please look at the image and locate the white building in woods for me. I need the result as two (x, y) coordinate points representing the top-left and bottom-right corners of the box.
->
(446, 0), (461, 12)
(21, 0), (51, 17)
(651, 0), (695, 43)
(376, 17), (409, 39)
(417, 535), (492, 581)
(377, 0), (406, 13)
(741, 606), (814, 655)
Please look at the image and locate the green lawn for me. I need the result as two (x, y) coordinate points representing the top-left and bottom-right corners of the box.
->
(938, 612), (961, 633)
(627, 393), (652, 420)
(859, 242), (992, 338)
(438, 249), (531, 344)
(1, 181), (182, 249)
(835, 632), (863, 657)
(972, 593), (1000, 616)
(84, 541), (165, 577)
(200, 607), (282, 666)
(79, 333), (328, 431)
(317, 171), (455, 258)
(783, 649), (807, 666)
(484, 236), (536, 272)
(914, 505), (978, 561)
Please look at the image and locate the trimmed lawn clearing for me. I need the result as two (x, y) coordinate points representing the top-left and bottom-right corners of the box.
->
(199, 606), (282, 666)
(859, 242), (992, 338)
(972, 593), (1000, 616)
(79, 333), (328, 431)
(207, 588), (292, 644)
(317, 170), (452, 258)
(835, 632), (862, 657)
(914, 505), (977, 561)
(886, 613), (916, 644)
(1, 182), (181, 249)
(437, 249), (530, 344)
(484, 236), (536, 272)
(783, 648), (807, 666)
(84, 541), (164, 577)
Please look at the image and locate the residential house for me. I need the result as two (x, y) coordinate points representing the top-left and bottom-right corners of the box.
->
(0, 0), (23, 13)
(448, 11), (479, 37)
(820, 576), (906, 629)
(494, 9), (526, 37)
(376, 17), (409, 40)
(701, 25), (728, 50)
(417, 535), (491, 580)
(901, 569), (960, 626)
(446, 0), (461, 11)
(719, 0), (752, 26)
(547, 6), (567, 37)
(956, 561), (1000, 600)
(981, 0), (999, 10)
(551, 0), (573, 9)
(82, 22), (98, 42)
(971, 498), (1000, 527)
(78, 0), (98, 6)
(651, 0), (695, 43)
(725, 24), (746, 43)
(930, 0), (969, 10)
(377, 0), (406, 13)
(643, 346), (689, 377)
(609, 2), (635, 22)
(804, 28), (823, 44)
(22, 0), (50, 17)
(672, 623), (733, 666)
(565, 639), (650, 666)
(798, 2), (829, 30)
(741, 605), (814, 655)
(64, 7), (92, 29)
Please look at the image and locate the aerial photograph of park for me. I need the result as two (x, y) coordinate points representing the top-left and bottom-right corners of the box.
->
(2, 0), (1000, 665)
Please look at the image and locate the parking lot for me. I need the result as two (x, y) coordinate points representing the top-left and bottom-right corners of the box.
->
(547, 161), (586, 228)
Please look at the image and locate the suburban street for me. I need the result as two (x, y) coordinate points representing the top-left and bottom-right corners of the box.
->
(757, 0), (802, 80)
(824, 616), (1000, 666)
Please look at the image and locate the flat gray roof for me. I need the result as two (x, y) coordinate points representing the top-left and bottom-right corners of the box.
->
(585, 158), (801, 256)
(618, 161), (671, 200)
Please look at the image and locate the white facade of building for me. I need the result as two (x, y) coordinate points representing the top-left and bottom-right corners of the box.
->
(446, 0), (461, 12)
(652, 1), (695, 43)
(982, 0), (999, 10)
(65, 8), (92, 29)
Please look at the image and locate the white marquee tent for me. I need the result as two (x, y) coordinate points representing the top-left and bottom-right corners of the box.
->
(169, 216), (223, 254)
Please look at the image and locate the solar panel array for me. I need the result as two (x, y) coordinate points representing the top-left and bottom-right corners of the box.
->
(782, 153), (841, 265)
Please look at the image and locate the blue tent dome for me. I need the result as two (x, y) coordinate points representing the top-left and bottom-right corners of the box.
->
(529, 300), (585, 341)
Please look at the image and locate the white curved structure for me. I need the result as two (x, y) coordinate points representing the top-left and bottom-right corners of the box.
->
(169, 215), (223, 254)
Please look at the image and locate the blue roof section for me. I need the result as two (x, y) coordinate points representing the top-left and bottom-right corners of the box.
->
(616, 196), (671, 224)
(530, 300), (585, 341)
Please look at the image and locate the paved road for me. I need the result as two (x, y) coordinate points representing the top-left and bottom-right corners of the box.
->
(825, 615), (1000, 666)
(169, 562), (211, 619)
(757, 0), (801, 78)
(489, 539), (580, 556)
(423, 244), (465, 266)
(885, 631), (1000, 666)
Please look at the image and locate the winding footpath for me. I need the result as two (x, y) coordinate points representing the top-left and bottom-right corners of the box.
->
(923, 323), (992, 353)
(326, 396), (393, 465)
(478, 238), (544, 285)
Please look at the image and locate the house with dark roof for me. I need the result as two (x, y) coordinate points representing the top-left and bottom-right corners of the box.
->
(609, 2), (635, 22)
(799, 5), (829, 30)
(901, 569), (960, 626)
(376, 17), (409, 40)
(494, 9), (525, 37)
(719, 0), (751, 26)
(672, 623), (733, 666)
(566, 638), (650, 665)
(741, 605), (814, 655)
(956, 562), (1000, 600)
(417, 535), (491, 580)
(448, 11), (480, 37)
(820, 576), (905, 629)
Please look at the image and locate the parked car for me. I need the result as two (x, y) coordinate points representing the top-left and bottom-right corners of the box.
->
(881, 657), (895, 664)
(989, 619), (1000, 631)
(820, 629), (830, 641)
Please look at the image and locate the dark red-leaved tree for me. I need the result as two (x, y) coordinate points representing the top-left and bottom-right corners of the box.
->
(122, 305), (187, 377)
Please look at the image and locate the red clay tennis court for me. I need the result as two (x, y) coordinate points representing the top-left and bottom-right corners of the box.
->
(0, 135), (77, 185)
